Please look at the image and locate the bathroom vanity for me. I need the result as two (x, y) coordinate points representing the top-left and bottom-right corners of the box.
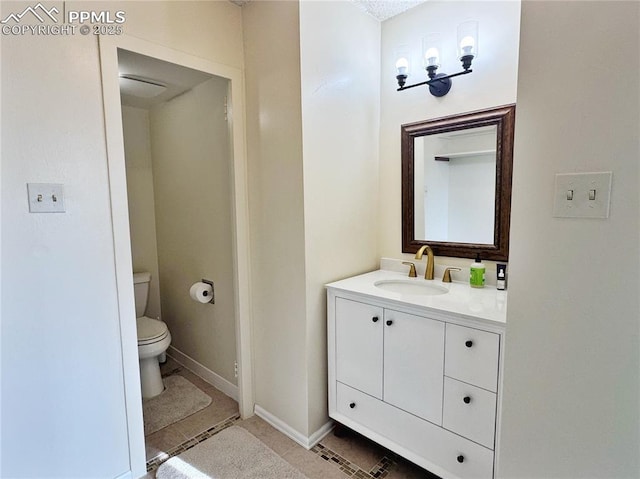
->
(326, 266), (506, 479)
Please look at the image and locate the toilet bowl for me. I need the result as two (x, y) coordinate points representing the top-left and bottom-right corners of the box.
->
(133, 272), (172, 399)
(137, 315), (172, 398)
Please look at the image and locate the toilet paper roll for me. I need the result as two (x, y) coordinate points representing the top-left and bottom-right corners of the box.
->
(190, 282), (213, 304)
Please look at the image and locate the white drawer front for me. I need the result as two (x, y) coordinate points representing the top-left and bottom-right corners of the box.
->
(443, 377), (497, 449)
(445, 324), (499, 392)
(336, 382), (494, 479)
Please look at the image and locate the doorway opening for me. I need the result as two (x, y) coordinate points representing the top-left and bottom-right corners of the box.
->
(99, 35), (253, 478)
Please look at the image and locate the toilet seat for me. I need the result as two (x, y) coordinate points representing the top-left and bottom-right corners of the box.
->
(137, 316), (169, 345)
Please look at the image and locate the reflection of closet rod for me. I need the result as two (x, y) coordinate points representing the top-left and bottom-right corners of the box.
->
(434, 149), (496, 161)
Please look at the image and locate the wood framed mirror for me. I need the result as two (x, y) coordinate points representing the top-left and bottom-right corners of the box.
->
(402, 104), (515, 261)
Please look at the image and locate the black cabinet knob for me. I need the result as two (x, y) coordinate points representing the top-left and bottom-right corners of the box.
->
(465, 340), (473, 348)
(386, 320), (393, 326)
(463, 396), (471, 404)
(372, 316), (379, 323)
(349, 402), (356, 409)
(457, 455), (465, 463)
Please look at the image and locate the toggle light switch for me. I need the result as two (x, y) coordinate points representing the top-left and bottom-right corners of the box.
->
(553, 172), (612, 219)
(27, 183), (65, 213)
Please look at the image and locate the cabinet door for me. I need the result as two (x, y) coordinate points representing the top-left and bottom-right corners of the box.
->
(335, 298), (384, 399)
(383, 309), (445, 425)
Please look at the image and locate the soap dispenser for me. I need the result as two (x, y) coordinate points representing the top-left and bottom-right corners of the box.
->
(470, 254), (485, 288)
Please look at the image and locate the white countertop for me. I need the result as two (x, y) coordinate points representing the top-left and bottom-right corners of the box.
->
(326, 269), (507, 325)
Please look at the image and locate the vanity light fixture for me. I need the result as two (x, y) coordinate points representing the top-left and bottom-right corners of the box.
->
(396, 22), (478, 97)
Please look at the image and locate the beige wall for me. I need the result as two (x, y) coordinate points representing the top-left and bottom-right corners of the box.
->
(243, 0), (309, 435)
(122, 105), (162, 319)
(498, 2), (640, 477)
(1, 15), (131, 478)
(0, 1), (244, 476)
(150, 77), (237, 385)
(243, 0), (380, 437)
(379, 1), (521, 274)
(299, 0), (381, 434)
(87, 0), (244, 71)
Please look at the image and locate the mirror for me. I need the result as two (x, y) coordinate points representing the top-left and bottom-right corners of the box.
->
(402, 104), (515, 261)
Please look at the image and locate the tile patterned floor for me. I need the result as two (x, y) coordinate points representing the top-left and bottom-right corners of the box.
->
(143, 357), (437, 479)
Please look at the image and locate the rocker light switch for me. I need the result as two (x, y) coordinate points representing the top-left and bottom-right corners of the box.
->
(553, 172), (612, 219)
(27, 183), (65, 213)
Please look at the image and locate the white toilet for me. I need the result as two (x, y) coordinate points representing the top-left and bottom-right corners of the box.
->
(133, 272), (172, 399)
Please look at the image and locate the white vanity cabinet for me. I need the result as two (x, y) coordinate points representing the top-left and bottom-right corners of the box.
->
(327, 271), (506, 479)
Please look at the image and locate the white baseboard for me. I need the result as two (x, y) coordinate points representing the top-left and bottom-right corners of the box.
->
(168, 346), (239, 401)
(254, 405), (334, 450)
(308, 419), (335, 447)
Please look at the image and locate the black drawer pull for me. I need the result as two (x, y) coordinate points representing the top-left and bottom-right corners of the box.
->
(465, 340), (473, 348)
(349, 402), (356, 409)
(372, 316), (379, 323)
(463, 396), (471, 404)
(386, 320), (393, 326)
(457, 455), (465, 463)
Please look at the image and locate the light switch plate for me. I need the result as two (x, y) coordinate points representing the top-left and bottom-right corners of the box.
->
(553, 172), (612, 219)
(27, 183), (65, 213)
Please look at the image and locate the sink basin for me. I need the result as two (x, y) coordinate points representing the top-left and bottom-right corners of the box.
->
(374, 279), (449, 296)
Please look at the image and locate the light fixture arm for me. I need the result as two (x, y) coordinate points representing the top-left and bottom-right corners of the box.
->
(396, 68), (473, 92)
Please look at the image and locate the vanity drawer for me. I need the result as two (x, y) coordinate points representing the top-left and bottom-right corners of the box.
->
(336, 382), (494, 479)
(443, 377), (497, 449)
(445, 324), (499, 392)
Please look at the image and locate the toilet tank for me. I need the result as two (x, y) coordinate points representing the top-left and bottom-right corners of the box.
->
(133, 272), (151, 318)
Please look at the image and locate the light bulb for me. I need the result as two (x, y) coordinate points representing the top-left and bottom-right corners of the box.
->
(460, 36), (475, 56)
(424, 47), (440, 67)
(395, 57), (409, 76)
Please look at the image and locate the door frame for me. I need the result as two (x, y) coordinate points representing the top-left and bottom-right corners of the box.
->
(98, 34), (254, 478)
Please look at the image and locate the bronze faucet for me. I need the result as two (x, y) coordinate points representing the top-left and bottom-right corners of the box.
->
(414, 245), (434, 280)
(402, 262), (417, 278)
(442, 267), (461, 283)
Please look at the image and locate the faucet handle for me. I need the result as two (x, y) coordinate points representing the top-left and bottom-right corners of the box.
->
(442, 267), (461, 283)
(402, 262), (417, 278)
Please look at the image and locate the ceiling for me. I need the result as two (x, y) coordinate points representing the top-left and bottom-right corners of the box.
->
(350, 0), (428, 21)
(118, 49), (214, 109)
(228, 0), (427, 22)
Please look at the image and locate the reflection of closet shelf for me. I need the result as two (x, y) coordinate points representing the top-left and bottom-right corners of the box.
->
(434, 149), (496, 161)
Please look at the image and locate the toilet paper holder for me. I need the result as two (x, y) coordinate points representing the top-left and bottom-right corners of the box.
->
(201, 279), (215, 304)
